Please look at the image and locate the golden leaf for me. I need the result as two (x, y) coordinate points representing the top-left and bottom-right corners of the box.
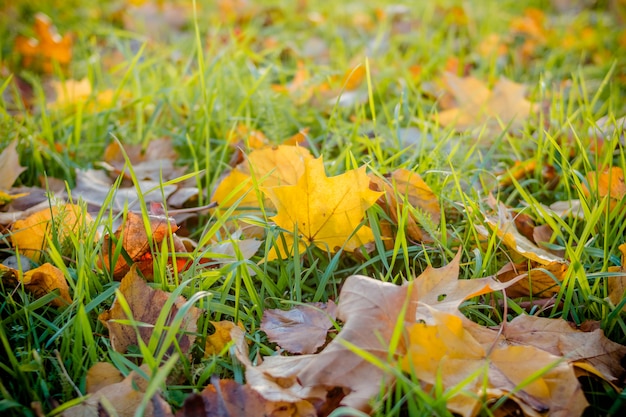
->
(263, 157), (382, 259)
(205, 320), (243, 357)
(11, 204), (92, 262)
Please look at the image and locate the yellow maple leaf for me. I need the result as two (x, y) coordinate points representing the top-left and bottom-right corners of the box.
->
(263, 157), (382, 259)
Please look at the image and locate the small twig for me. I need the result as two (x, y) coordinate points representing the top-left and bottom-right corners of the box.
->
(54, 349), (82, 397)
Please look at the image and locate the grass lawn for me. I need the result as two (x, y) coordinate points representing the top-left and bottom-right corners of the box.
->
(1, 0), (626, 416)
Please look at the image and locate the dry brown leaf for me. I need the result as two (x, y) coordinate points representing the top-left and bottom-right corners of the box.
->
(15, 13), (72, 74)
(414, 251), (525, 322)
(0, 262), (71, 308)
(260, 301), (337, 354)
(0, 140), (26, 191)
(98, 211), (181, 280)
(435, 73), (533, 133)
(72, 168), (179, 212)
(294, 275), (417, 411)
(476, 201), (565, 265)
(102, 139), (185, 182)
(502, 314), (626, 383)
(11, 204), (93, 262)
(264, 157), (382, 259)
(607, 243), (626, 312)
(231, 327), (327, 404)
(369, 169), (440, 243)
(496, 261), (567, 298)
(63, 365), (171, 417)
(86, 362), (124, 394)
(98, 267), (201, 355)
(176, 378), (316, 417)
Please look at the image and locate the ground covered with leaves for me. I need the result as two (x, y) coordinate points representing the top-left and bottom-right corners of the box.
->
(2, 0), (626, 416)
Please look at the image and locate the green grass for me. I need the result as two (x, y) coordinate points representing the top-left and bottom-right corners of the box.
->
(2, 0), (626, 416)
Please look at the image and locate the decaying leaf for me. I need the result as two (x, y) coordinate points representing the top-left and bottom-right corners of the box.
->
(15, 13), (72, 74)
(264, 157), (382, 259)
(11, 203), (93, 262)
(415, 251), (524, 321)
(176, 378), (316, 417)
(369, 168), (440, 243)
(502, 314), (626, 383)
(607, 243), (626, 312)
(98, 211), (182, 280)
(102, 139), (186, 182)
(0, 140), (26, 191)
(476, 201), (565, 265)
(0, 262), (71, 307)
(98, 267), (201, 355)
(435, 73), (534, 133)
(496, 261), (567, 298)
(261, 301), (337, 354)
(402, 309), (589, 417)
(63, 364), (171, 417)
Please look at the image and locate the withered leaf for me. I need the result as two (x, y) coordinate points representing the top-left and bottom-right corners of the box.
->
(98, 211), (180, 280)
(0, 140), (26, 191)
(261, 301), (337, 354)
(607, 243), (626, 312)
(175, 378), (316, 417)
(496, 261), (566, 298)
(63, 364), (171, 417)
(98, 267), (201, 356)
(0, 262), (71, 308)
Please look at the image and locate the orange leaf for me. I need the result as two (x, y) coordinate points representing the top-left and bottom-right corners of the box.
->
(97, 211), (180, 280)
(14, 13), (72, 74)
(1, 262), (71, 308)
(11, 203), (92, 262)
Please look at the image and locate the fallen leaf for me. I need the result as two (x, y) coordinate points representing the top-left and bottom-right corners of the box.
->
(414, 251), (524, 321)
(11, 203), (92, 262)
(72, 168), (179, 212)
(15, 13), (72, 74)
(0, 262), (71, 308)
(369, 169), (440, 243)
(212, 145), (314, 209)
(98, 211), (181, 280)
(98, 267), (201, 355)
(502, 314), (626, 383)
(176, 378), (316, 417)
(476, 201), (565, 265)
(583, 167), (626, 211)
(205, 320), (242, 356)
(0, 140), (26, 190)
(63, 364), (171, 417)
(263, 157), (382, 259)
(86, 362), (124, 394)
(496, 261), (567, 298)
(261, 301), (337, 354)
(402, 309), (589, 417)
(293, 276), (417, 410)
(435, 73), (534, 133)
(102, 139), (186, 182)
(607, 243), (626, 312)
(47, 78), (91, 109)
